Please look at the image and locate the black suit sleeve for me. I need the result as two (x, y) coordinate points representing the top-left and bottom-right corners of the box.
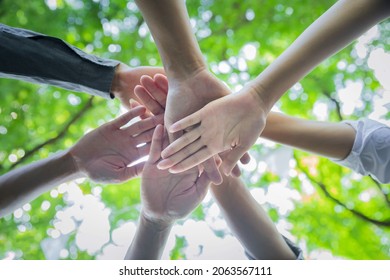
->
(0, 23), (119, 99)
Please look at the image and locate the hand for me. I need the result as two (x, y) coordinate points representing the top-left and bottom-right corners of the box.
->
(135, 72), (250, 180)
(141, 124), (211, 226)
(110, 63), (164, 110)
(134, 74), (168, 116)
(158, 87), (267, 176)
(69, 106), (163, 183)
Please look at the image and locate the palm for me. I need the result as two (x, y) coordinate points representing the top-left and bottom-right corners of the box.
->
(142, 167), (206, 222)
(141, 125), (209, 225)
(70, 108), (162, 183)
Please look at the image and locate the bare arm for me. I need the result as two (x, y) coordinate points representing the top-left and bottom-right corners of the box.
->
(159, 0), (390, 176)
(0, 107), (163, 218)
(125, 214), (172, 260)
(210, 175), (297, 260)
(251, 0), (390, 108)
(0, 150), (80, 218)
(262, 112), (356, 160)
(134, 0), (206, 79)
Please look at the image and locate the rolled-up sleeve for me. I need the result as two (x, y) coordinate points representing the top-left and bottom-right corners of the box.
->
(333, 119), (390, 184)
(0, 23), (119, 99)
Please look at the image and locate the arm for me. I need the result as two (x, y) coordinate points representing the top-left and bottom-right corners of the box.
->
(261, 112), (356, 160)
(0, 150), (80, 218)
(125, 214), (172, 260)
(333, 119), (390, 184)
(0, 23), (164, 109)
(210, 175), (298, 260)
(125, 125), (211, 259)
(0, 107), (163, 217)
(158, 0), (390, 175)
(250, 0), (390, 108)
(135, 0), (254, 183)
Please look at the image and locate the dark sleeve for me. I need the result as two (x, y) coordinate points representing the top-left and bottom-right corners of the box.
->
(0, 23), (120, 99)
(245, 236), (304, 260)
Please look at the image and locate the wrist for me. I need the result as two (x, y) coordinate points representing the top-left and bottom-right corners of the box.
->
(140, 211), (174, 232)
(164, 56), (207, 81)
(110, 63), (132, 99)
(60, 149), (84, 179)
(244, 83), (273, 115)
(66, 146), (87, 178)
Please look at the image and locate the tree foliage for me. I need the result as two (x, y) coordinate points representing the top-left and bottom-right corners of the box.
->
(0, 0), (389, 259)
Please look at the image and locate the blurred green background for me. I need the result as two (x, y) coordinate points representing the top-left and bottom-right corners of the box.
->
(0, 0), (389, 259)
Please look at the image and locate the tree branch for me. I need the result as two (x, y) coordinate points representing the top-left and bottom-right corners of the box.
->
(295, 154), (390, 227)
(370, 176), (390, 207)
(323, 90), (343, 121)
(6, 96), (94, 171)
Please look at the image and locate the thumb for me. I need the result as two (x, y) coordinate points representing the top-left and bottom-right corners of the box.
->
(221, 147), (247, 176)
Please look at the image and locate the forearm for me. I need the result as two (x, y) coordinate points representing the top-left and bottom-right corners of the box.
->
(262, 112), (356, 160)
(125, 213), (172, 260)
(210, 175), (296, 259)
(0, 23), (119, 98)
(250, 0), (390, 110)
(0, 150), (81, 217)
(135, 0), (206, 79)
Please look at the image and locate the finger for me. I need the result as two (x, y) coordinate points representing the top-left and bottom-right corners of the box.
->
(194, 172), (210, 201)
(134, 85), (164, 115)
(230, 164), (242, 177)
(112, 106), (146, 129)
(148, 124), (164, 164)
(130, 99), (142, 108)
(141, 75), (167, 108)
(168, 147), (214, 174)
(161, 127), (202, 158)
(215, 154), (222, 167)
(122, 162), (145, 181)
(133, 128), (155, 145)
(240, 152), (251, 164)
(157, 139), (205, 170)
(202, 157), (222, 185)
(221, 146), (248, 176)
(169, 111), (202, 133)
(154, 74), (169, 93)
(125, 113), (164, 136)
(130, 99), (152, 119)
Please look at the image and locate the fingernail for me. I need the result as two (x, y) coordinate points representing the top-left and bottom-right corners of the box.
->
(157, 160), (168, 169)
(168, 125), (176, 133)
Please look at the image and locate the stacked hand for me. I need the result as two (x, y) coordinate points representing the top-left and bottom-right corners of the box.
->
(134, 72), (251, 180)
(140, 124), (212, 226)
(110, 63), (164, 110)
(159, 86), (266, 176)
(69, 106), (163, 183)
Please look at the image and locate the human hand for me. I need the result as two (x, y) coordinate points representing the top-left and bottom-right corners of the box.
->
(134, 74), (168, 116)
(69, 106), (163, 183)
(110, 63), (164, 110)
(135, 72), (250, 180)
(158, 87), (267, 176)
(141, 124), (211, 226)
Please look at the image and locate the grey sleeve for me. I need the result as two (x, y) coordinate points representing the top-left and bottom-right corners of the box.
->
(0, 23), (120, 99)
(245, 236), (304, 260)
